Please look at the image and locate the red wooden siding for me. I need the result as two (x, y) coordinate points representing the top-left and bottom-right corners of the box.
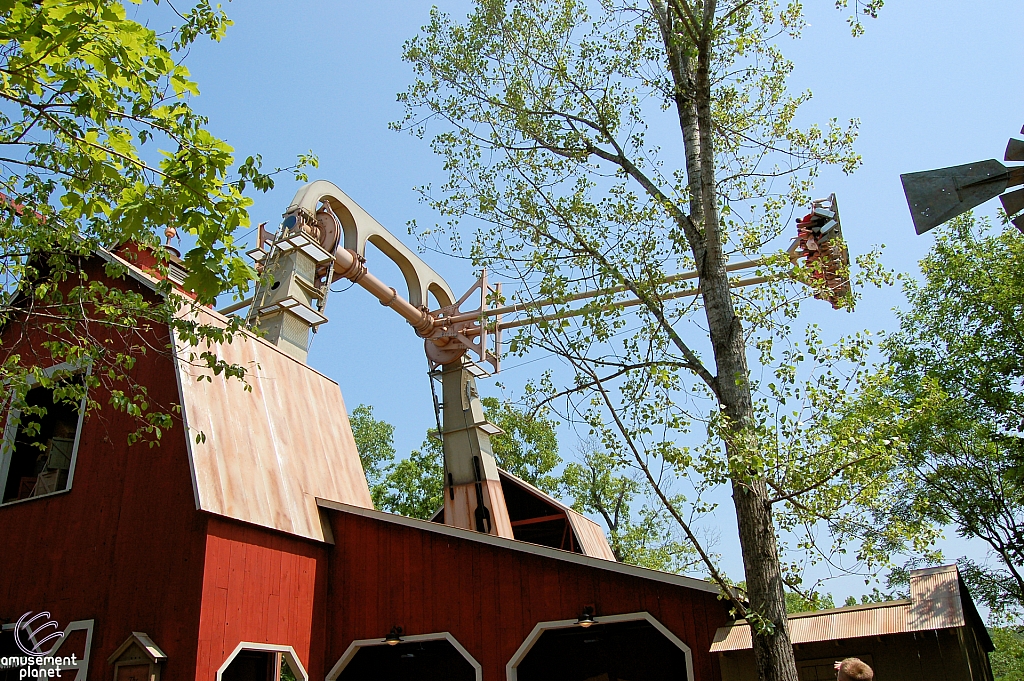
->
(195, 517), (329, 681)
(323, 509), (730, 681)
(0, 258), (209, 681)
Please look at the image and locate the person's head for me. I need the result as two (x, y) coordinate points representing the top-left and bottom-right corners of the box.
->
(836, 658), (873, 681)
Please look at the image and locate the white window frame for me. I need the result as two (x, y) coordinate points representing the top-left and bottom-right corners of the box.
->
(216, 642), (309, 681)
(326, 632), (482, 681)
(0, 361), (90, 506)
(505, 611), (695, 681)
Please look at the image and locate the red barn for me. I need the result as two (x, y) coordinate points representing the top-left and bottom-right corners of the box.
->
(0, 244), (731, 681)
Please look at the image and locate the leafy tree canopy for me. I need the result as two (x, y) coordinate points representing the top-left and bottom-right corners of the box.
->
(350, 399), (561, 517)
(836, 215), (1024, 621)
(351, 399), (563, 518)
(784, 590), (834, 614)
(993, 626), (1024, 681)
(0, 0), (314, 442)
(560, 439), (698, 571)
(349, 403), (399, 508)
(482, 395), (560, 493)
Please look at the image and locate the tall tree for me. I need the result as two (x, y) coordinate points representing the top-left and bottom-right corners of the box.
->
(349, 404), (400, 509)
(350, 404), (445, 519)
(483, 395), (561, 492)
(377, 435), (446, 520)
(396, 1), (884, 679)
(0, 0), (313, 442)
(350, 399), (560, 519)
(838, 215), (1024, 620)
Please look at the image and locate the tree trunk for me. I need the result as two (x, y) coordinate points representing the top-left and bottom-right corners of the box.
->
(655, 3), (800, 680)
(698, 160), (800, 681)
(699, 205), (799, 681)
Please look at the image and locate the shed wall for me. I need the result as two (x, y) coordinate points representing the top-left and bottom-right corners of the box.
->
(195, 517), (330, 681)
(959, 626), (995, 681)
(717, 629), (978, 681)
(322, 509), (730, 681)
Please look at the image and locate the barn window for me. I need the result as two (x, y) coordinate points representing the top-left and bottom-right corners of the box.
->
(217, 644), (308, 681)
(0, 369), (86, 505)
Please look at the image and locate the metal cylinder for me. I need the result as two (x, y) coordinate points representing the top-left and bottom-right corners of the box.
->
(332, 248), (436, 336)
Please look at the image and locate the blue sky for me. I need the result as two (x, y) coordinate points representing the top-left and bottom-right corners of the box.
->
(169, 1), (1023, 605)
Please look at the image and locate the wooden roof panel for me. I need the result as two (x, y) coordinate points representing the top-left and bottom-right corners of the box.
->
(566, 508), (617, 561)
(173, 307), (373, 542)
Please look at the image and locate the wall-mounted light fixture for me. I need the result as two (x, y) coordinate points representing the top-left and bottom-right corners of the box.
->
(385, 626), (403, 646)
(576, 606), (595, 628)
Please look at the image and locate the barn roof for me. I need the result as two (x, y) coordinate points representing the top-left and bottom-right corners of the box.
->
(172, 305), (374, 542)
(318, 497), (723, 594)
(710, 564), (993, 653)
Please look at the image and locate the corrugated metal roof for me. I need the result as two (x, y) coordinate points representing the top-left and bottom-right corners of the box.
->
(174, 307), (373, 543)
(910, 564), (964, 631)
(711, 564), (970, 653)
(711, 600), (912, 652)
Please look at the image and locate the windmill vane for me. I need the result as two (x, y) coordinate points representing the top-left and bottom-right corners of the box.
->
(901, 124), (1024, 235)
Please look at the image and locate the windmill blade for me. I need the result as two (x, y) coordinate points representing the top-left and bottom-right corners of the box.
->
(1013, 214), (1024, 234)
(901, 159), (1009, 234)
(1001, 188), (1024, 217)
(1005, 138), (1024, 162)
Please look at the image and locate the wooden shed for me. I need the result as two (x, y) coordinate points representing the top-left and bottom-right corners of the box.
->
(711, 565), (994, 681)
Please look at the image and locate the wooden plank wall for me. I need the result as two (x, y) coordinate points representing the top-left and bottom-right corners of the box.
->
(194, 517), (329, 681)
(324, 510), (731, 681)
(0, 258), (210, 681)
